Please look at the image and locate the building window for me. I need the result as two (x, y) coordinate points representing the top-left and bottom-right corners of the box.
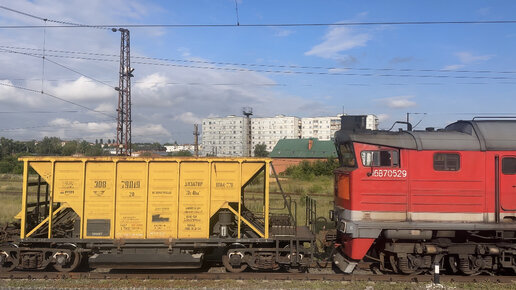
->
(434, 153), (460, 171)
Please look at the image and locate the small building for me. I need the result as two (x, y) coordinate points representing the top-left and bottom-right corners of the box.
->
(269, 138), (337, 173)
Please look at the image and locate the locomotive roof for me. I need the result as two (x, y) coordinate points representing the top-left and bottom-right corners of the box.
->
(334, 119), (516, 151)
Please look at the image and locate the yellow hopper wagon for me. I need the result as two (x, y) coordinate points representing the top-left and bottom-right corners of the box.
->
(0, 156), (317, 272)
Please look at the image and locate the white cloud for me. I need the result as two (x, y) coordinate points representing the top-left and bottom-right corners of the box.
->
(274, 29), (294, 37)
(133, 124), (171, 138)
(377, 113), (390, 122)
(455, 51), (494, 64)
(305, 26), (371, 60)
(443, 51), (493, 71)
(173, 112), (202, 124)
(376, 96), (416, 109)
(48, 77), (115, 101)
(39, 118), (115, 140)
(443, 64), (465, 70)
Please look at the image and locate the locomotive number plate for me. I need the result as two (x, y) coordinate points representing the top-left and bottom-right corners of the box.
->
(371, 169), (407, 178)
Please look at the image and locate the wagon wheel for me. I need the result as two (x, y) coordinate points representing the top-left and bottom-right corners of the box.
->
(222, 245), (249, 273)
(222, 250), (248, 273)
(282, 245), (306, 273)
(0, 247), (19, 272)
(459, 255), (481, 276)
(448, 256), (459, 274)
(397, 255), (423, 275)
(52, 249), (81, 272)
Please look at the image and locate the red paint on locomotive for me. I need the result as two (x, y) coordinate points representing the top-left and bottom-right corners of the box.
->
(332, 118), (516, 274)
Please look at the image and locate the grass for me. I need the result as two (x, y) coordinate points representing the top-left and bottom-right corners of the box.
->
(0, 173), (23, 194)
(0, 174), (44, 225)
(0, 193), (21, 224)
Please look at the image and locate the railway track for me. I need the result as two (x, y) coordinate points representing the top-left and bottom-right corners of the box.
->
(1, 271), (516, 283)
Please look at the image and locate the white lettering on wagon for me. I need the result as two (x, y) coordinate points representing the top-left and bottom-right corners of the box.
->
(371, 169), (407, 178)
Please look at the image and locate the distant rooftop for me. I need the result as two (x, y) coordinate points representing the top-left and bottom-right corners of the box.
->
(270, 138), (337, 158)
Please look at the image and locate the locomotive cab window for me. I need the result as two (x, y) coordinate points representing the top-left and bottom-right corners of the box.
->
(339, 143), (356, 167)
(434, 153), (460, 171)
(361, 150), (399, 167)
(502, 157), (516, 174)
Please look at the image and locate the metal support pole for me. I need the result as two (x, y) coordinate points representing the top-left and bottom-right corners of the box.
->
(114, 28), (133, 156)
(433, 264), (440, 284)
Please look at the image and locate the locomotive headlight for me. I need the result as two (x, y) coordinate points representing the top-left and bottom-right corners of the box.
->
(220, 225), (227, 237)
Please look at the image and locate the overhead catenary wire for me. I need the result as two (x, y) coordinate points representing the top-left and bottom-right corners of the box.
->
(2, 48), (516, 82)
(0, 119), (115, 132)
(0, 82), (116, 119)
(2, 20), (516, 29)
(3, 45), (516, 75)
(0, 4), (112, 30)
(0, 48), (115, 89)
(0, 110), (79, 114)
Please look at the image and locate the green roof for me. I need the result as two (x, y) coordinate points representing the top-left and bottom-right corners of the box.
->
(269, 138), (337, 158)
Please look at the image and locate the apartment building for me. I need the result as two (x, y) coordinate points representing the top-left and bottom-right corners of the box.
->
(201, 114), (378, 156)
(251, 115), (301, 152)
(201, 116), (250, 156)
(301, 115), (342, 140)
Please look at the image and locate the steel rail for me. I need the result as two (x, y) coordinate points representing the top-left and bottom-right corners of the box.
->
(1, 271), (515, 283)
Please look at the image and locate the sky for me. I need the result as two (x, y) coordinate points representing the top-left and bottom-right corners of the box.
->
(0, 0), (516, 144)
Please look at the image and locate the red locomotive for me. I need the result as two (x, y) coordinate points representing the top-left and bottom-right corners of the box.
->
(332, 117), (516, 275)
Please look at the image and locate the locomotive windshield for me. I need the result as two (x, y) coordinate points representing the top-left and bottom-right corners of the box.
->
(338, 143), (356, 167)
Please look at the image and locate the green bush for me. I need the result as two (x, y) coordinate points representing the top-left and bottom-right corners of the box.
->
(0, 154), (25, 174)
(283, 158), (338, 180)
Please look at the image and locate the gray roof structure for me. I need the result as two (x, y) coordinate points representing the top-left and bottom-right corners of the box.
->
(335, 120), (516, 151)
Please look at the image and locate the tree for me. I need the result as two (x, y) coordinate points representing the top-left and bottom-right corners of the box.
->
(254, 143), (269, 157)
(36, 137), (62, 155)
(62, 141), (78, 156)
(168, 150), (193, 156)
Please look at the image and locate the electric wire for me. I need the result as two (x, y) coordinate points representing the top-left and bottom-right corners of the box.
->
(3, 48), (516, 82)
(0, 110), (79, 114)
(3, 45), (516, 75)
(0, 4), (112, 30)
(0, 119), (115, 132)
(0, 48), (115, 89)
(0, 82), (116, 119)
(2, 20), (516, 29)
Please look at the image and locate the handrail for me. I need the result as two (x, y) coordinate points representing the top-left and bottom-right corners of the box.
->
(226, 204), (265, 238)
(25, 204), (67, 238)
(270, 163), (293, 219)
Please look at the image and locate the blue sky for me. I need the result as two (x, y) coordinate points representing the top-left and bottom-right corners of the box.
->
(0, 0), (515, 143)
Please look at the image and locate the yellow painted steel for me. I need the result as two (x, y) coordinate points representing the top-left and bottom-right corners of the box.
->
(115, 162), (147, 239)
(25, 205), (66, 237)
(18, 157), (271, 240)
(20, 161), (28, 238)
(147, 162), (179, 238)
(47, 161), (55, 239)
(226, 205), (264, 238)
(84, 162), (115, 238)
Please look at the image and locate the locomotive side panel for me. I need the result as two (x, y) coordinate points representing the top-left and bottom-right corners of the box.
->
(408, 150), (486, 221)
(338, 143), (408, 221)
